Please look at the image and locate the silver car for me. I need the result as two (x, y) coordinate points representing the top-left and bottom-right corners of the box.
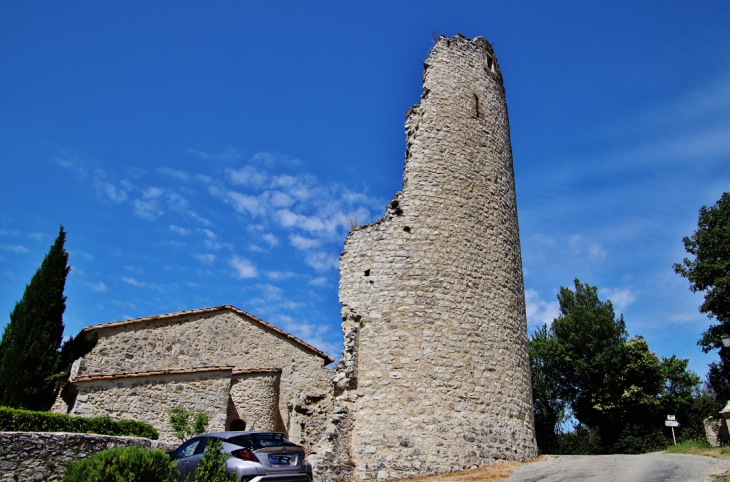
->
(171, 431), (313, 482)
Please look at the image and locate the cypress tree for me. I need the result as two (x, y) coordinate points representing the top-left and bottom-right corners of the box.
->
(0, 225), (70, 410)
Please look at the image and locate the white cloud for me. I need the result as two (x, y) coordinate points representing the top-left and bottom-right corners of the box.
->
(95, 180), (127, 203)
(170, 225), (191, 236)
(275, 209), (326, 232)
(257, 284), (283, 301)
(305, 251), (339, 272)
(227, 192), (264, 216)
(87, 281), (107, 292)
(525, 289), (560, 329)
(1, 244), (29, 253)
(270, 314), (339, 358)
(166, 192), (189, 211)
(267, 271), (296, 280)
(262, 190), (295, 208)
(0, 244), (29, 253)
(157, 167), (190, 181)
(188, 211), (213, 226)
(142, 186), (164, 199)
(262, 233), (279, 247)
(569, 234), (607, 259)
(122, 276), (144, 286)
(290, 234), (320, 250)
(194, 253), (216, 264)
(199, 229), (217, 239)
(229, 255), (257, 279)
(133, 199), (162, 220)
(307, 276), (329, 287)
(205, 239), (233, 251)
(229, 165), (268, 188)
(599, 286), (637, 310)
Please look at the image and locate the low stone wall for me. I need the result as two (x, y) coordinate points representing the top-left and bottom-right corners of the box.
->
(0, 432), (176, 481)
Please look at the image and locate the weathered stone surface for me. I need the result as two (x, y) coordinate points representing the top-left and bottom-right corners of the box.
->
(311, 34), (537, 481)
(51, 307), (332, 447)
(0, 432), (176, 482)
(67, 369), (232, 443)
(229, 371), (280, 432)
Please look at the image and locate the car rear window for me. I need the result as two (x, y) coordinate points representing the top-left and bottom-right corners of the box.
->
(226, 433), (296, 449)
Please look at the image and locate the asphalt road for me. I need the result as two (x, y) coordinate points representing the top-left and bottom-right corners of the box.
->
(504, 453), (730, 482)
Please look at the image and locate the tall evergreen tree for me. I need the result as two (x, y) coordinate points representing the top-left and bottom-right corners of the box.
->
(0, 226), (70, 410)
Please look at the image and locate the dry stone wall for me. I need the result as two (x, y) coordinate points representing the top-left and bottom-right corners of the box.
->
(313, 35), (537, 481)
(0, 432), (175, 482)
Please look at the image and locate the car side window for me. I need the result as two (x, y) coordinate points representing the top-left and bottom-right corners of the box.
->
(174, 438), (203, 458)
(197, 438), (210, 455)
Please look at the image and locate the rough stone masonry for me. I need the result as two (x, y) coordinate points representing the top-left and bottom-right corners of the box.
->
(311, 34), (538, 481)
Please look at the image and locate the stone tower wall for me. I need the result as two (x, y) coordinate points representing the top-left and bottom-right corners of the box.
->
(315, 35), (537, 481)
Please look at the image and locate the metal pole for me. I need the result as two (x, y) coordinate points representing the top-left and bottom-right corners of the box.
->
(671, 426), (676, 445)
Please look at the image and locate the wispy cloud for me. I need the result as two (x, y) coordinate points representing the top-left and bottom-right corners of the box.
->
(0, 244), (29, 253)
(267, 271), (297, 280)
(86, 281), (107, 292)
(599, 286), (637, 311)
(122, 276), (144, 286)
(305, 251), (339, 272)
(229, 255), (257, 279)
(193, 253), (216, 264)
(290, 234), (320, 250)
(170, 225), (192, 236)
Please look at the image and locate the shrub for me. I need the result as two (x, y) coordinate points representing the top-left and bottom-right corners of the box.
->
(169, 406), (210, 442)
(0, 406), (158, 439)
(194, 438), (238, 482)
(63, 446), (178, 482)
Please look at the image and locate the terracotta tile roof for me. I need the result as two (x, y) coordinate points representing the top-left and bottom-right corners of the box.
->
(71, 366), (235, 382)
(232, 368), (282, 376)
(81, 305), (335, 364)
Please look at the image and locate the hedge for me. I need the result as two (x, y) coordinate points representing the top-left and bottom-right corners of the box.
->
(62, 446), (177, 482)
(0, 406), (158, 439)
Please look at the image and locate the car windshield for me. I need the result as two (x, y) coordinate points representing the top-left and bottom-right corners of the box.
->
(227, 433), (296, 449)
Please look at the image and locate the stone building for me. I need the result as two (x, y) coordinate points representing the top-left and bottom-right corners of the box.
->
(51, 305), (334, 443)
(309, 35), (538, 481)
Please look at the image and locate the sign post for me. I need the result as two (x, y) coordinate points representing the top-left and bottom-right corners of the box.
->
(665, 415), (679, 445)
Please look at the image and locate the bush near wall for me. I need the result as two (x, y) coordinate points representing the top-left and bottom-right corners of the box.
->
(62, 446), (178, 482)
(0, 406), (158, 439)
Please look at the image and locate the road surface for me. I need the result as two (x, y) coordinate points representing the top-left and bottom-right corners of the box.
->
(505, 453), (730, 482)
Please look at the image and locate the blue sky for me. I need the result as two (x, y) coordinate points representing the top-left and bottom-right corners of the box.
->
(1, 1), (729, 378)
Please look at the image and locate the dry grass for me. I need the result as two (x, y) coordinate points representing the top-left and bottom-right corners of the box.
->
(666, 440), (730, 459)
(386, 457), (545, 482)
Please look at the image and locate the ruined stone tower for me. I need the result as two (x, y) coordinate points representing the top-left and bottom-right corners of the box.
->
(313, 34), (537, 481)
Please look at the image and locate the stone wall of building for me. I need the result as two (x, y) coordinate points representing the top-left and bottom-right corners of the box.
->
(66, 369), (232, 443)
(313, 35), (537, 481)
(0, 432), (175, 482)
(229, 371), (281, 432)
(71, 307), (332, 439)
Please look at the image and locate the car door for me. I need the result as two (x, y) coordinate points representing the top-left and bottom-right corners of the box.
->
(172, 437), (207, 481)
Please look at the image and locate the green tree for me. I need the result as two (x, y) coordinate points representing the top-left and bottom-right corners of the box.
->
(529, 324), (568, 454)
(0, 226), (70, 410)
(168, 407), (211, 442)
(674, 191), (730, 353)
(533, 279), (706, 453)
(551, 279), (628, 443)
(194, 438), (238, 482)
